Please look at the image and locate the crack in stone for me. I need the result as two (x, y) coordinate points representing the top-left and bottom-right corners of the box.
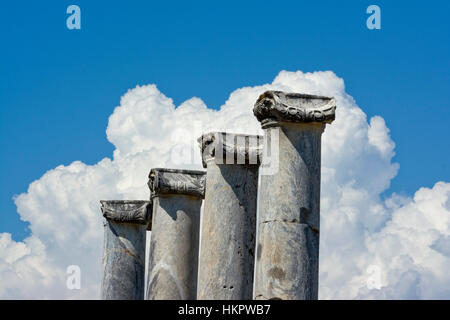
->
(259, 219), (319, 234)
(104, 248), (144, 267)
(254, 294), (282, 300)
(147, 260), (185, 300)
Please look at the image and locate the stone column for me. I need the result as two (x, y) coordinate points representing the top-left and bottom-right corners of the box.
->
(146, 168), (206, 300)
(100, 200), (152, 300)
(252, 91), (336, 300)
(197, 132), (263, 300)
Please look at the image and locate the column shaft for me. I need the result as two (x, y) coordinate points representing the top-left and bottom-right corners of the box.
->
(100, 200), (151, 300)
(253, 91), (336, 300)
(256, 123), (323, 300)
(197, 132), (262, 299)
(146, 168), (206, 300)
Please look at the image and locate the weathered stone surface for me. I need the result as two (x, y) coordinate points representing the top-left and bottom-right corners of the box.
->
(101, 200), (152, 225)
(253, 91), (335, 300)
(253, 90), (336, 125)
(100, 200), (151, 300)
(255, 221), (319, 300)
(146, 168), (206, 300)
(148, 168), (206, 198)
(198, 132), (263, 167)
(197, 133), (262, 300)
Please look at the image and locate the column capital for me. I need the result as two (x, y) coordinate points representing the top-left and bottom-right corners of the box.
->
(253, 91), (336, 128)
(197, 132), (263, 167)
(148, 168), (206, 199)
(100, 200), (152, 225)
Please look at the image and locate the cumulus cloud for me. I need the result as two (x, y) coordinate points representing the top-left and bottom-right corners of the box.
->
(0, 70), (448, 299)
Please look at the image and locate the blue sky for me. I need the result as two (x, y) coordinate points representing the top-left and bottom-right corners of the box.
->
(0, 0), (449, 241)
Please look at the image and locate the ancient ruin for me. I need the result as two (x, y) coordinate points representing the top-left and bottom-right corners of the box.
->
(146, 168), (205, 300)
(253, 91), (336, 300)
(197, 132), (263, 300)
(100, 91), (336, 300)
(100, 200), (151, 300)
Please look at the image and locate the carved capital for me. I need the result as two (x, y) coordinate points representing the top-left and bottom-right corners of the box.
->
(148, 168), (206, 199)
(100, 200), (152, 225)
(253, 91), (336, 126)
(198, 132), (263, 168)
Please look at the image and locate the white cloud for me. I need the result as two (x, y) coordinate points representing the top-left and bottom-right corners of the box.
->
(0, 70), (448, 299)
